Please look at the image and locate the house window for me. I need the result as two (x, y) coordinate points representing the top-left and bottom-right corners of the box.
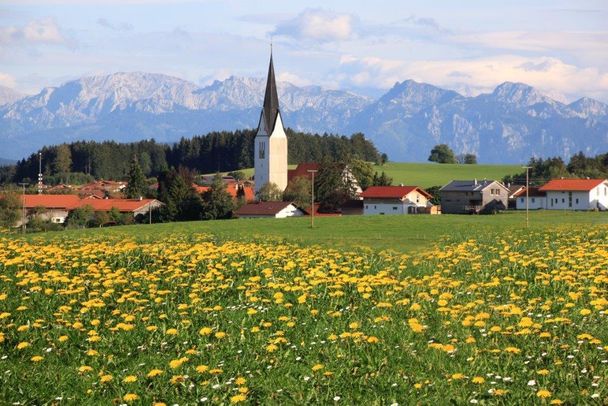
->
(365, 205), (368, 209)
(520, 198), (524, 203)
(531, 198), (535, 203)
(393, 206), (398, 210)
(258, 141), (265, 159)
(562, 198), (565, 203)
(575, 198), (579, 204)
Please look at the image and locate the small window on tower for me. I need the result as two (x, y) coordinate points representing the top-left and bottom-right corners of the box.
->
(259, 141), (265, 159)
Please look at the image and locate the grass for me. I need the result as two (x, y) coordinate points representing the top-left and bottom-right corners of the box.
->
(205, 162), (521, 189)
(1, 217), (607, 404)
(372, 162), (521, 188)
(23, 210), (608, 254)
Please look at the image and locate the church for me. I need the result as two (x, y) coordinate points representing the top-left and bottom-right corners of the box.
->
(254, 52), (288, 195)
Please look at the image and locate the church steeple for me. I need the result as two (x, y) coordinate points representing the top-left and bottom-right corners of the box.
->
(261, 51), (280, 134)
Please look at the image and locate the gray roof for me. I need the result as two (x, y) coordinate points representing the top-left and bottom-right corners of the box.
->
(440, 180), (507, 192)
(260, 52), (280, 134)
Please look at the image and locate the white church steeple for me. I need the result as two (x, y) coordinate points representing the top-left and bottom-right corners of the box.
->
(254, 50), (288, 195)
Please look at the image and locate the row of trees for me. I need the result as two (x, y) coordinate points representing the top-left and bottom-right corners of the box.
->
(6, 130), (382, 185)
(428, 144), (477, 164)
(503, 152), (608, 186)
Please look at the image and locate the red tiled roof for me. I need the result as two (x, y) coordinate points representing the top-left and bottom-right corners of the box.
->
(81, 199), (158, 212)
(21, 194), (159, 212)
(23, 194), (82, 209)
(539, 179), (606, 192)
(192, 184), (210, 194)
(360, 186), (432, 199)
(235, 201), (294, 216)
(287, 163), (320, 183)
(513, 187), (546, 197)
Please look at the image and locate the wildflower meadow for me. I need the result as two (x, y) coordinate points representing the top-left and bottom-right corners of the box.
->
(0, 226), (606, 404)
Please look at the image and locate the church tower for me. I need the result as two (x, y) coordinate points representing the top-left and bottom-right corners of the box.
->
(254, 51), (288, 195)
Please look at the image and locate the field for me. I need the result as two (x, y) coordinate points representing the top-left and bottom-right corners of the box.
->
(371, 162), (521, 188)
(207, 162), (521, 188)
(1, 214), (607, 404)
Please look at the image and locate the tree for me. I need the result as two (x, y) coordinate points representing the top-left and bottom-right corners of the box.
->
(201, 174), (234, 220)
(125, 156), (147, 199)
(256, 182), (283, 202)
(53, 144), (72, 174)
(316, 161), (358, 212)
(372, 171), (393, 186)
(283, 177), (311, 208)
(464, 154), (477, 164)
(157, 167), (199, 221)
(0, 192), (20, 229)
(66, 205), (94, 229)
(349, 159), (375, 190)
(428, 144), (457, 164)
(380, 153), (388, 165)
(228, 170), (247, 181)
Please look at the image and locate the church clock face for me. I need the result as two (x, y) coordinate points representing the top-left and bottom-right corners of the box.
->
(259, 141), (265, 159)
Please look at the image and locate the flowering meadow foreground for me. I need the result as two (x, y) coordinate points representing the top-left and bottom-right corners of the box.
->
(0, 227), (607, 405)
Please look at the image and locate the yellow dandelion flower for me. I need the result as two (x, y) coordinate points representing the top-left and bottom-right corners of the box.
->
(312, 363), (324, 372)
(100, 374), (113, 383)
(30, 355), (44, 362)
(537, 389), (552, 398)
(196, 365), (209, 374)
(123, 393), (139, 402)
(123, 375), (137, 383)
(230, 394), (247, 403)
(199, 327), (213, 336)
(147, 369), (164, 378)
(16, 342), (30, 350)
(471, 376), (485, 384)
(235, 377), (247, 385)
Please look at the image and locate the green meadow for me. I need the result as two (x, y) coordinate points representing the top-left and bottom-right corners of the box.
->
(208, 162), (521, 189)
(19, 210), (608, 254)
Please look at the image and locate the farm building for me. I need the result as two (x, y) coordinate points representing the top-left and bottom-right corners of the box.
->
(439, 180), (509, 214)
(15, 195), (163, 226)
(507, 184), (526, 209)
(514, 187), (547, 210)
(235, 201), (304, 218)
(360, 186), (435, 215)
(538, 178), (608, 210)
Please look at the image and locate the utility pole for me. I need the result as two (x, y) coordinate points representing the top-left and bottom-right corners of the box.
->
(37, 153), (43, 194)
(149, 201), (152, 225)
(18, 182), (28, 234)
(307, 169), (318, 229)
(523, 166), (531, 228)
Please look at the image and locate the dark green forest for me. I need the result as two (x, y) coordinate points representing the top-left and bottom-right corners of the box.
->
(3, 130), (381, 184)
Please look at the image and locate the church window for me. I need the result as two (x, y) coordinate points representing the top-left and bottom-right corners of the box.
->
(259, 141), (265, 159)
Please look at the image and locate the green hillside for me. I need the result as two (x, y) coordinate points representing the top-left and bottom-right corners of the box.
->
(207, 162), (521, 188)
(373, 162), (521, 188)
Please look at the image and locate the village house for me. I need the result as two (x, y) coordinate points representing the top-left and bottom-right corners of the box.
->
(439, 180), (509, 214)
(514, 187), (547, 210)
(360, 185), (436, 215)
(538, 178), (608, 210)
(507, 184), (526, 209)
(16, 194), (163, 226)
(234, 201), (304, 219)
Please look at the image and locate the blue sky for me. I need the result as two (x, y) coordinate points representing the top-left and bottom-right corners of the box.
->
(1, 0), (607, 102)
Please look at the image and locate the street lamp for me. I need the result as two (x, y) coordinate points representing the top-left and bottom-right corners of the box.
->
(307, 169), (318, 228)
(522, 166), (531, 228)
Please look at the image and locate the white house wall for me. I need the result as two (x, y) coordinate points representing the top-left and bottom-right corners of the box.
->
(515, 197), (546, 210)
(545, 186), (608, 210)
(276, 204), (304, 218)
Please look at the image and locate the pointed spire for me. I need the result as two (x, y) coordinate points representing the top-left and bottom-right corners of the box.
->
(262, 49), (280, 134)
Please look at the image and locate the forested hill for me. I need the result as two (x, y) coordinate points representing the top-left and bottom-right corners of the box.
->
(9, 130), (381, 183)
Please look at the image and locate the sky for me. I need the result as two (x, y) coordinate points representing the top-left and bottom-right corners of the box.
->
(0, 0), (607, 102)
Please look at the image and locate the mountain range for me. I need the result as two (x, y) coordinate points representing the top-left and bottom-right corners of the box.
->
(1, 72), (606, 163)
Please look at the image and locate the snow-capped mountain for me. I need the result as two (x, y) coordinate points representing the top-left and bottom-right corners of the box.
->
(0, 72), (607, 162)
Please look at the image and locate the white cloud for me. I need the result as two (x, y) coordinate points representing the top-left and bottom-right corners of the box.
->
(273, 9), (358, 42)
(0, 72), (16, 88)
(337, 54), (608, 102)
(277, 71), (311, 87)
(0, 18), (64, 46)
